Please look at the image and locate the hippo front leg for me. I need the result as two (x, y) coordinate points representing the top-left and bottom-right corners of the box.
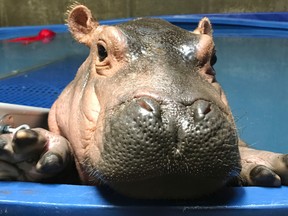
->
(0, 128), (73, 182)
(238, 140), (288, 186)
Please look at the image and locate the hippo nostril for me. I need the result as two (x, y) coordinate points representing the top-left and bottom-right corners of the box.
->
(198, 100), (211, 115)
(193, 100), (211, 123)
(137, 99), (154, 112)
(136, 97), (161, 117)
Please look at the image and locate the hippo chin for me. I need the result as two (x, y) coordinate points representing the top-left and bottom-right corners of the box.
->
(1, 4), (288, 200)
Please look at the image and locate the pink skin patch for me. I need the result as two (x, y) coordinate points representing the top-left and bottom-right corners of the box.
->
(7, 29), (56, 45)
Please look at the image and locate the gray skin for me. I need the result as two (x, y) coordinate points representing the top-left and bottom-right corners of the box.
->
(0, 4), (287, 199)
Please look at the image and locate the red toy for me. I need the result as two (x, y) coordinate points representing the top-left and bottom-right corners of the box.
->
(7, 29), (56, 44)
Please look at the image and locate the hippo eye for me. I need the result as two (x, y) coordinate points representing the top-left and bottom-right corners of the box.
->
(210, 54), (217, 66)
(97, 44), (108, 62)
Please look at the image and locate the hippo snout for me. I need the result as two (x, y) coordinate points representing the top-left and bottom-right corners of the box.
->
(91, 96), (241, 198)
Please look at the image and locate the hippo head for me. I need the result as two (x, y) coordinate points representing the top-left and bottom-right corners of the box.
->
(56, 5), (241, 199)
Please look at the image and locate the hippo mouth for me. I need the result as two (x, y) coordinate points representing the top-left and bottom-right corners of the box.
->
(87, 97), (241, 199)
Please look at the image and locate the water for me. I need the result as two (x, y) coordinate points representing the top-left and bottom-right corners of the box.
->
(0, 32), (287, 153)
(215, 37), (288, 153)
(0, 32), (88, 78)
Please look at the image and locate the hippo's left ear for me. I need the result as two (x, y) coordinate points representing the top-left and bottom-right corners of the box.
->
(193, 17), (213, 36)
(67, 4), (99, 46)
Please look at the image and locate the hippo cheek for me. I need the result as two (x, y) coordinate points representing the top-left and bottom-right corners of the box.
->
(86, 97), (241, 199)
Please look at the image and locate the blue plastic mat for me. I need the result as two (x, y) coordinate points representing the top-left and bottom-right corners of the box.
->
(0, 13), (288, 215)
(0, 55), (86, 107)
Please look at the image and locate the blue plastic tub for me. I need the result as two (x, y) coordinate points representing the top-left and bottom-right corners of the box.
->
(0, 13), (288, 215)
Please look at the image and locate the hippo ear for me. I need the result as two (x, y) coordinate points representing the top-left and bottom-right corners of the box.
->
(193, 17), (213, 36)
(67, 4), (99, 46)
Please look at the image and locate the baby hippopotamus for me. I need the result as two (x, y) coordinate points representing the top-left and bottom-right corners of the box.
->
(0, 4), (287, 199)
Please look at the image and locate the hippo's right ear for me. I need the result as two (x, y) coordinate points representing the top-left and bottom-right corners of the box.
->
(193, 17), (213, 36)
(67, 4), (99, 46)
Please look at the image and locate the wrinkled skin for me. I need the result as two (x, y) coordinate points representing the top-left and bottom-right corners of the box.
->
(0, 4), (288, 199)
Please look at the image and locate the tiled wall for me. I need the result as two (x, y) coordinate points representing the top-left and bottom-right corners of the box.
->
(0, 0), (287, 26)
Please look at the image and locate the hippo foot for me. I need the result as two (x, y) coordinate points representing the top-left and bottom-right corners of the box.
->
(0, 128), (72, 182)
(238, 145), (288, 186)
